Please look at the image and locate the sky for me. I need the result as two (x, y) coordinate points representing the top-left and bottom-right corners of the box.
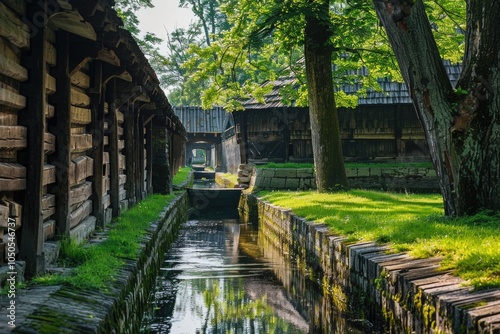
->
(136, 0), (196, 53)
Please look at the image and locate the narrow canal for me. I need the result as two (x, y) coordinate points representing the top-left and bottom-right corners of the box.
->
(141, 182), (375, 333)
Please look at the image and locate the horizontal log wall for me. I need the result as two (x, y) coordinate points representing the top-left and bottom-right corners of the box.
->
(0, 0), (184, 278)
(0, 1), (27, 261)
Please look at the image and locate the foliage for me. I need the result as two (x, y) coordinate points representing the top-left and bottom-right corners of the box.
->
(175, 0), (465, 111)
(31, 194), (177, 290)
(172, 166), (193, 186)
(258, 190), (500, 290)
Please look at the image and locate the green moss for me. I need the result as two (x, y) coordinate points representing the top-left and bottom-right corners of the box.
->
(31, 194), (177, 290)
(258, 189), (500, 290)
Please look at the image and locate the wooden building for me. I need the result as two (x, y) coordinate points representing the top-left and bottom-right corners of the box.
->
(235, 62), (461, 163)
(0, 0), (185, 276)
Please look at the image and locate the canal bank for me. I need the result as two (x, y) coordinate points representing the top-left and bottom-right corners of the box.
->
(239, 192), (500, 333)
(0, 193), (189, 333)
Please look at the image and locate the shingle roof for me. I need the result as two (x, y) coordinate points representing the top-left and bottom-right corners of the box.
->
(242, 60), (462, 108)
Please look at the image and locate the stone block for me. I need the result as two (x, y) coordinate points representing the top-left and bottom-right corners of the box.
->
(275, 169), (296, 178)
(261, 169), (275, 177)
(270, 177), (286, 189)
(285, 178), (300, 190)
(296, 168), (314, 178)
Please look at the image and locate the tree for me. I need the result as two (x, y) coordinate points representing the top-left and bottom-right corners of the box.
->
(373, 0), (499, 216)
(304, 0), (348, 190)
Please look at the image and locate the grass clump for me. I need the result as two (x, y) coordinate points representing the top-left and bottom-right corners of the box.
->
(258, 189), (500, 290)
(31, 194), (177, 291)
(173, 166), (192, 187)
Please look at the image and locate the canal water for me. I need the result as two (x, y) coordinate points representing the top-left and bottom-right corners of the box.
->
(141, 184), (376, 333)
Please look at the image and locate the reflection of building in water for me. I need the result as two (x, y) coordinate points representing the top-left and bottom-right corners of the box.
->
(143, 219), (310, 333)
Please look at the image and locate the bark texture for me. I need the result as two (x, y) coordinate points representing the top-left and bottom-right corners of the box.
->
(304, 0), (348, 191)
(373, 0), (500, 215)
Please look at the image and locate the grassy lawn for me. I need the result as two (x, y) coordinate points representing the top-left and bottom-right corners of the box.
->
(255, 161), (434, 169)
(173, 166), (193, 186)
(31, 193), (178, 291)
(258, 189), (500, 290)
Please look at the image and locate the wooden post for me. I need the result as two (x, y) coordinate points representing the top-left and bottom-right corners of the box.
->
(124, 102), (136, 205)
(145, 120), (153, 195)
(107, 82), (120, 217)
(51, 31), (71, 237)
(18, 12), (46, 277)
(136, 111), (145, 200)
(89, 61), (105, 227)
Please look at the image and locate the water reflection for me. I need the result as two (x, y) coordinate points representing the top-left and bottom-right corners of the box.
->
(141, 219), (308, 333)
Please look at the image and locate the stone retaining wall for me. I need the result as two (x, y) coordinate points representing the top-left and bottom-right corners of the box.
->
(252, 167), (440, 192)
(239, 193), (500, 333)
(3, 193), (189, 334)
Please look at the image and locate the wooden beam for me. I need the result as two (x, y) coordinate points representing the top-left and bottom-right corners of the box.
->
(144, 118), (153, 195)
(51, 30), (72, 237)
(89, 61), (105, 227)
(124, 103), (136, 205)
(107, 82), (120, 217)
(0, 2), (30, 49)
(18, 15), (46, 277)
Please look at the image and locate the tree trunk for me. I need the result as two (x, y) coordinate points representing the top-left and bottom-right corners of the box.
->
(304, 0), (348, 192)
(373, 0), (500, 216)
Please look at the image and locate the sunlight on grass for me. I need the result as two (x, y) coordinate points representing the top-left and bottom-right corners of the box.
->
(31, 194), (177, 291)
(173, 166), (192, 186)
(259, 189), (500, 290)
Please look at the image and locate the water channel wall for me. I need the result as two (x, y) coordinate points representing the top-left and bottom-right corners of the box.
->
(239, 193), (500, 334)
(249, 167), (440, 192)
(6, 193), (189, 334)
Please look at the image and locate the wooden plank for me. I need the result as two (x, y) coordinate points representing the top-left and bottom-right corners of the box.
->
(70, 71), (90, 89)
(70, 106), (91, 124)
(102, 193), (110, 209)
(0, 162), (25, 178)
(0, 178), (25, 190)
(44, 132), (55, 154)
(2, 199), (21, 217)
(0, 125), (26, 149)
(118, 154), (126, 170)
(43, 220), (56, 241)
(71, 87), (91, 107)
(103, 152), (109, 164)
(45, 104), (55, 118)
(42, 194), (56, 213)
(69, 199), (92, 229)
(70, 156), (94, 186)
(0, 53), (27, 81)
(70, 181), (92, 207)
(45, 41), (56, 66)
(0, 204), (10, 228)
(116, 111), (124, 124)
(0, 2), (30, 49)
(43, 164), (56, 186)
(45, 74), (56, 94)
(70, 133), (93, 152)
(0, 86), (26, 109)
(119, 174), (126, 185)
(41, 194), (56, 220)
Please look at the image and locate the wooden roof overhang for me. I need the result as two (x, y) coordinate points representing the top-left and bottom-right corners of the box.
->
(51, 0), (185, 135)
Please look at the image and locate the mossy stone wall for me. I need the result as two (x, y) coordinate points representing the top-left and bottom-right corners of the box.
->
(239, 193), (495, 333)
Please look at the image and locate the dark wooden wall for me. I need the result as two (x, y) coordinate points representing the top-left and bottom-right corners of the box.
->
(235, 105), (429, 163)
(0, 0), (185, 277)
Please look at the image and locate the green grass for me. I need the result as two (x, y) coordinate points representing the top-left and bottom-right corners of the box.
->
(256, 161), (433, 169)
(31, 194), (177, 291)
(258, 190), (500, 290)
(172, 166), (192, 186)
